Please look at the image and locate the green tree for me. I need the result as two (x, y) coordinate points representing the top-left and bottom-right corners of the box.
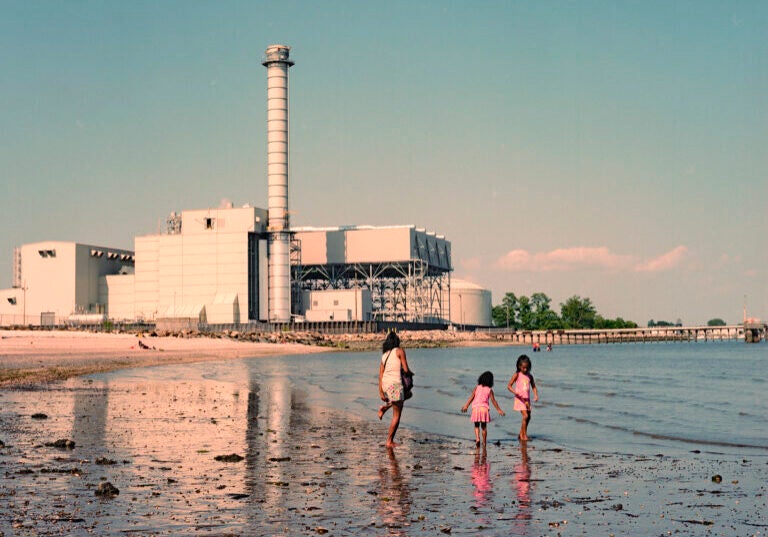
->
(530, 292), (563, 329)
(491, 292), (518, 328)
(516, 295), (534, 330)
(560, 295), (596, 329)
(707, 318), (726, 326)
(537, 309), (564, 329)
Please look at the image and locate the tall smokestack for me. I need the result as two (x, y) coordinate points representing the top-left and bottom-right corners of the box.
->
(263, 44), (293, 322)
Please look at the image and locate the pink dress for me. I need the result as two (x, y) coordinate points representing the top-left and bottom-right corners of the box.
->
(512, 373), (532, 412)
(470, 385), (492, 423)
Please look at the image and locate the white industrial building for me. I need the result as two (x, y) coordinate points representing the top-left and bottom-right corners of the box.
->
(0, 241), (134, 326)
(0, 44), (492, 330)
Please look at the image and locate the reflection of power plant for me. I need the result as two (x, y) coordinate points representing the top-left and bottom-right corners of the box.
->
(0, 45), (492, 329)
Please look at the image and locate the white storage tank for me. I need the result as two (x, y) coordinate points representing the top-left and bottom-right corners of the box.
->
(450, 279), (492, 328)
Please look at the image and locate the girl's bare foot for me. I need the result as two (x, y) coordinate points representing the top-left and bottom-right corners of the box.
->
(378, 405), (387, 420)
(385, 442), (400, 448)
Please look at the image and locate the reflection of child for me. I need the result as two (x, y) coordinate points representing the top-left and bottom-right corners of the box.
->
(471, 451), (492, 508)
(462, 371), (505, 447)
(507, 355), (539, 441)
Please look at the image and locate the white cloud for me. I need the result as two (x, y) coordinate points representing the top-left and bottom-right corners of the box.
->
(634, 246), (688, 272)
(494, 246), (688, 273)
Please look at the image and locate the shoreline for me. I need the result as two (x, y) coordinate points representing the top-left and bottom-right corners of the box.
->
(1, 368), (764, 535)
(0, 329), (335, 388)
(1, 330), (765, 534)
(0, 328), (513, 388)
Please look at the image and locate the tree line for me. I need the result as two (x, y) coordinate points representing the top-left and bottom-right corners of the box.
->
(491, 292), (638, 330)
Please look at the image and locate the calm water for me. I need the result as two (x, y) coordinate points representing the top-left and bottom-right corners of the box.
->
(98, 340), (767, 457)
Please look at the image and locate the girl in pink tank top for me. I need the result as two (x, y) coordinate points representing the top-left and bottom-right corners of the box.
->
(462, 371), (506, 448)
(507, 354), (539, 441)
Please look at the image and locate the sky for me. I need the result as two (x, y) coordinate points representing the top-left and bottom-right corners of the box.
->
(2, 1), (766, 326)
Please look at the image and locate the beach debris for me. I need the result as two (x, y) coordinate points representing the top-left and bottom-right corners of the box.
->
(672, 518), (714, 526)
(214, 453), (244, 462)
(269, 456), (291, 462)
(95, 481), (120, 498)
(31, 413), (48, 420)
(95, 457), (117, 465)
(315, 527), (329, 534)
(0, 439), (5, 448)
(611, 503), (623, 511)
(45, 439), (75, 450)
(439, 526), (452, 534)
(711, 474), (722, 483)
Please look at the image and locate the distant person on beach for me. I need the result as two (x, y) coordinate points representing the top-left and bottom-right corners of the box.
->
(462, 371), (505, 448)
(507, 355), (539, 441)
(546, 343), (552, 352)
(378, 331), (412, 448)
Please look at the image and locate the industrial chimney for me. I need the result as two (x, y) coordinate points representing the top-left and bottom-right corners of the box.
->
(263, 44), (293, 322)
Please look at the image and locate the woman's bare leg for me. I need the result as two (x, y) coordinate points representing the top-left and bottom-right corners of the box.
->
(378, 402), (392, 420)
(386, 402), (403, 447)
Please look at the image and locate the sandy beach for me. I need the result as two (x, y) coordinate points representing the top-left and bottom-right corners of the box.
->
(0, 329), (333, 387)
(1, 330), (765, 536)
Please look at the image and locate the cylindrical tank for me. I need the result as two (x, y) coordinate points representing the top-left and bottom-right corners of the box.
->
(450, 279), (492, 328)
(263, 44), (294, 322)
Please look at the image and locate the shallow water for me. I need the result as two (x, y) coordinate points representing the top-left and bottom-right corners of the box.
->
(155, 340), (765, 456)
(1, 341), (766, 535)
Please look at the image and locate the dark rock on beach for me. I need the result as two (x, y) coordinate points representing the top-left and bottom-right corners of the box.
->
(95, 481), (120, 498)
(45, 439), (75, 449)
(214, 453), (244, 462)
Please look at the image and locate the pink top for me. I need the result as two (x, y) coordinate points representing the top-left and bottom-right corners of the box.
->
(513, 373), (531, 402)
(472, 385), (491, 409)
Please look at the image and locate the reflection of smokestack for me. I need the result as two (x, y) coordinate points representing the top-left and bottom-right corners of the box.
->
(263, 44), (293, 322)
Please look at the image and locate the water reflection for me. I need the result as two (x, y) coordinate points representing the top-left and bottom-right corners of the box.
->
(513, 442), (532, 523)
(471, 449), (492, 510)
(377, 448), (411, 534)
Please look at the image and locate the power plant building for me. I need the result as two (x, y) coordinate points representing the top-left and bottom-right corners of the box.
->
(0, 44), (493, 329)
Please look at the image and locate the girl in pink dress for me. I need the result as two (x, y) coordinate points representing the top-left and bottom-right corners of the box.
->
(507, 355), (539, 441)
(462, 371), (505, 448)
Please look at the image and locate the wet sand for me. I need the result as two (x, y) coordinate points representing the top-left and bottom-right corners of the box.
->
(0, 329), (331, 387)
(1, 331), (766, 535)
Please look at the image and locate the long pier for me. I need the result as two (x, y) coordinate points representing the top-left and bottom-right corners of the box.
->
(484, 325), (762, 344)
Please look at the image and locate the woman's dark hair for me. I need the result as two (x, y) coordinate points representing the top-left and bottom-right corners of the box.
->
(516, 354), (532, 372)
(382, 331), (401, 353)
(478, 371), (494, 388)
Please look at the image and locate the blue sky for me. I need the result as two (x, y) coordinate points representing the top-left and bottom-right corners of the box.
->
(2, 1), (766, 325)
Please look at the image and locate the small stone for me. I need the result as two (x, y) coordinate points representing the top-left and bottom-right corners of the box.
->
(611, 503), (623, 511)
(315, 528), (328, 535)
(31, 413), (48, 420)
(95, 481), (119, 498)
(46, 439), (75, 450)
(214, 453), (244, 462)
(711, 474), (722, 483)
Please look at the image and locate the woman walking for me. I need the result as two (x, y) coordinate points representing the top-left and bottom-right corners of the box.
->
(378, 331), (413, 448)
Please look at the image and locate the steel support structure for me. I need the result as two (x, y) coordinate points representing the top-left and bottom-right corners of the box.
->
(292, 260), (449, 323)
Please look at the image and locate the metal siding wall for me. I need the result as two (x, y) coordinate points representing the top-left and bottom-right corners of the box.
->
(104, 274), (135, 320)
(135, 235), (159, 320)
(22, 242), (77, 321)
(346, 228), (411, 263)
